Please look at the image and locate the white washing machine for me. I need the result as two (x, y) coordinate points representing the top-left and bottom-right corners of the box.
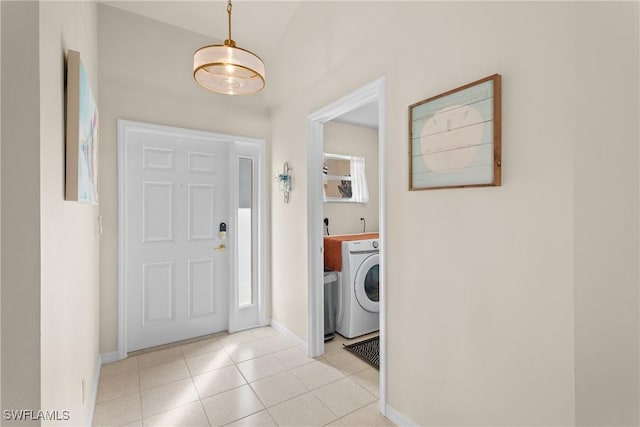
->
(336, 238), (379, 338)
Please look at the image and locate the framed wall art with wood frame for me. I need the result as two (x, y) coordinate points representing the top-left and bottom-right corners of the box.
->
(65, 50), (99, 204)
(409, 74), (501, 190)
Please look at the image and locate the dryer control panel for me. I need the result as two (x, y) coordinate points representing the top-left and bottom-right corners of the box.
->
(345, 239), (380, 254)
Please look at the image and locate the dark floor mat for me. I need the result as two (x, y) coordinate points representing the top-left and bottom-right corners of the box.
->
(343, 336), (379, 369)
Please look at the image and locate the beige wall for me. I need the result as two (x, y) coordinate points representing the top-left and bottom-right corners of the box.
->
(1, 2), (101, 423)
(323, 121), (379, 236)
(270, 2), (639, 425)
(39, 2), (101, 425)
(1, 1), (41, 420)
(0, 0), (3, 411)
(97, 5), (271, 354)
(573, 2), (640, 424)
(0, 2), (636, 424)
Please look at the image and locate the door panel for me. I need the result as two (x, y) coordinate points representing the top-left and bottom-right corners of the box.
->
(143, 147), (174, 170)
(142, 182), (173, 242)
(142, 261), (174, 323)
(123, 124), (230, 352)
(188, 184), (217, 240)
(188, 151), (216, 173)
(188, 258), (217, 317)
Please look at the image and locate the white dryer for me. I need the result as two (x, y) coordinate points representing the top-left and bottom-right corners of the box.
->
(336, 238), (379, 338)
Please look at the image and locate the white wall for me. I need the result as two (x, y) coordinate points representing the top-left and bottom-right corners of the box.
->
(270, 2), (638, 425)
(323, 121), (379, 236)
(1, 2), (41, 420)
(39, 2), (101, 425)
(97, 5), (271, 354)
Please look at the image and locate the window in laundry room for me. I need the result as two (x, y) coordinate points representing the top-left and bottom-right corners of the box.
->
(322, 153), (369, 203)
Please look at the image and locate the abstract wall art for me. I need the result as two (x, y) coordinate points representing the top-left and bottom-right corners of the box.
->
(66, 50), (99, 204)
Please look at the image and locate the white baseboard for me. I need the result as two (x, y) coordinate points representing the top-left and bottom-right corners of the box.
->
(87, 353), (102, 426)
(100, 351), (120, 364)
(385, 403), (419, 427)
(270, 318), (308, 353)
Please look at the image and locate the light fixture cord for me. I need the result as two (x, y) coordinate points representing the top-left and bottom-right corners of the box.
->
(227, 0), (232, 42)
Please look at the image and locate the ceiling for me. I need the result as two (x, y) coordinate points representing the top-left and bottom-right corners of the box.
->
(100, 1), (379, 129)
(332, 102), (379, 129)
(100, 1), (300, 56)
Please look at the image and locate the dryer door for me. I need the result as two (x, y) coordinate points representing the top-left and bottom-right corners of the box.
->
(354, 253), (379, 313)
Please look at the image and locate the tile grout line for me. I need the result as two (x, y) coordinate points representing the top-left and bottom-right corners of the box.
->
(311, 348), (382, 425)
(190, 338), (238, 425)
(193, 373), (214, 427)
(231, 340), (272, 423)
(200, 330), (276, 425)
(310, 387), (342, 425)
(306, 367), (377, 424)
(321, 376), (380, 425)
(224, 334), (326, 423)
(138, 348), (190, 423)
(228, 329), (285, 424)
(212, 339), (370, 414)
(138, 344), (206, 425)
(321, 400), (382, 427)
(136, 354), (143, 425)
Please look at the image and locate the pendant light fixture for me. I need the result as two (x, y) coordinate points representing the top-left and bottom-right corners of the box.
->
(193, 0), (265, 95)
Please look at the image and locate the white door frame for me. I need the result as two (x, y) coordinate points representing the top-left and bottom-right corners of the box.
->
(117, 120), (267, 359)
(306, 77), (387, 413)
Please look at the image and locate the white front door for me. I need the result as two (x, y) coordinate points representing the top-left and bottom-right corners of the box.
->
(121, 122), (230, 352)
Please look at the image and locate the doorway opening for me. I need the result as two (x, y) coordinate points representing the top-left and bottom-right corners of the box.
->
(306, 78), (387, 413)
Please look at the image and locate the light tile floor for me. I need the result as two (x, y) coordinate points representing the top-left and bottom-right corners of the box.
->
(93, 328), (395, 427)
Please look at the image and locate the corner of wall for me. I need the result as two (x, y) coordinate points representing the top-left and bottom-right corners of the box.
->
(0, 0), (3, 411)
(1, 0), (42, 415)
(385, 404), (419, 427)
(86, 354), (102, 427)
(39, 1), (101, 423)
(269, 319), (308, 353)
(573, 2), (640, 424)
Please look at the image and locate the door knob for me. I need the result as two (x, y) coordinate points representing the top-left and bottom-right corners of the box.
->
(214, 244), (226, 251)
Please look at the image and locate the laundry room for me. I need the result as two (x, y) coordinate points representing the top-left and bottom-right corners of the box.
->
(321, 105), (381, 366)
(322, 117), (379, 236)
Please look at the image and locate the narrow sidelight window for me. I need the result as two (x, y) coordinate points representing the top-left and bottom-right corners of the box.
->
(238, 157), (253, 307)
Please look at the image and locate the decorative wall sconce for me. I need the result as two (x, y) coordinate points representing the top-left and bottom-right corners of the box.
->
(276, 162), (292, 203)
